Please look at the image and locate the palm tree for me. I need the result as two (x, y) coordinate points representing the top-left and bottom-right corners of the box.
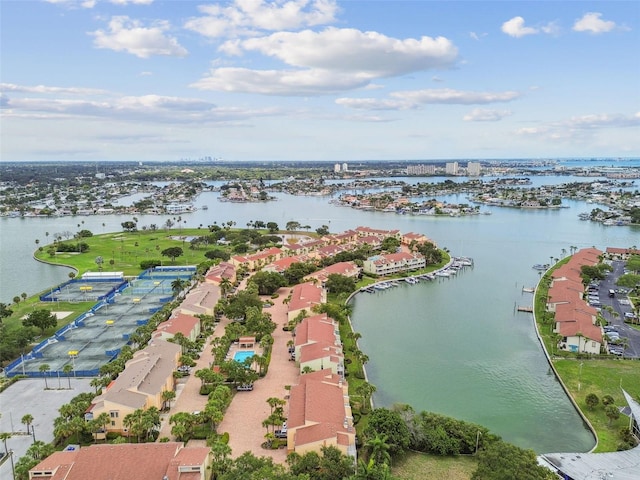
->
(0, 432), (11, 455)
(39, 364), (50, 389)
(162, 390), (176, 410)
(21, 414), (34, 435)
(220, 277), (233, 296)
(63, 363), (73, 389)
(93, 412), (110, 443)
(365, 433), (392, 465)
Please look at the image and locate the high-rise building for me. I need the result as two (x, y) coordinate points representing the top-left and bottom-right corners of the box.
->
(334, 163), (341, 173)
(407, 164), (436, 175)
(445, 162), (459, 175)
(467, 162), (481, 176)
(342, 162), (348, 172)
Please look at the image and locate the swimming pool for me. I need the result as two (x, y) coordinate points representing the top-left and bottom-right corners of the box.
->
(233, 350), (255, 363)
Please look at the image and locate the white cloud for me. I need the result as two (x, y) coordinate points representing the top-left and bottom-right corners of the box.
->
(573, 12), (616, 34)
(2, 89), (279, 124)
(194, 28), (458, 95)
(517, 112), (640, 142)
(463, 108), (512, 122)
(393, 88), (521, 105)
(110, 0), (154, 5)
(565, 113), (640, 129)
(469, 32), (487, 41)
(501, 16), (538, 38)
(90, 16), (188, 58)
(184, 0), (339, 38)
(229, 28), (457, 75)
(0, 83), (109, 95)
(191, 67), (371, 95)
(44, 0), (95, 8)
(335, 97), (413, 111)
(336, 89), (521, 111)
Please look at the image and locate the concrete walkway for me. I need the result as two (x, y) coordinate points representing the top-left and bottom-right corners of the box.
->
(217, 286), (299, 463)
(157, 285), (300, 464)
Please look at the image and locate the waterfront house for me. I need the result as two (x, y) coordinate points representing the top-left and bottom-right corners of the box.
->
(286, 369), (356, 459)
(287, 282), (326, 322)
(28, 442), (211, 480)
(402, 231), (435, 247)
(356, 226), (401, 240)
(304, 261), (361, 286)
(298, 342), (344, 376)
(293, 313), (341, 364)
(363, 252), (426, 276)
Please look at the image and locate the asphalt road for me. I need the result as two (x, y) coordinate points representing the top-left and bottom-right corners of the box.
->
(598, 260), (640, 358)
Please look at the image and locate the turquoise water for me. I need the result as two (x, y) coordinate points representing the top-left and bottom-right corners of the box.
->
(233, 350), (255, 363)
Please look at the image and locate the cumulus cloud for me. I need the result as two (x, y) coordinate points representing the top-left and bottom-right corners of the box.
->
(463, 108), (513, 122)
(90, 16), (188, 58)
(336, 88), (521, 111)
(184, 0), (339, 38)
(194, 28), (458, 95)
(573, 12), (616, 34)
(501, 16), (539, 37)
(191, 67), (371, 95)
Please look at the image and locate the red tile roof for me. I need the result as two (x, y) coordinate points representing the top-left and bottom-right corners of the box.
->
(29, 443), (209, 480)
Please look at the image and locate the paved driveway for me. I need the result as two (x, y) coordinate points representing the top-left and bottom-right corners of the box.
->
(158, 285), (300, 464)
(216, 287), (299, 463)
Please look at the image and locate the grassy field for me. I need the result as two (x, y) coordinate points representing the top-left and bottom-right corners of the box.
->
(553, 358), (640, 452)
(34, 228), (213, 277)
(391, 451), (477, 480)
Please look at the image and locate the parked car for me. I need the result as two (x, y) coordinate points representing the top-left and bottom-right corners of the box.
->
(237, 383), (254, 391)
(274, 429), (287, 438)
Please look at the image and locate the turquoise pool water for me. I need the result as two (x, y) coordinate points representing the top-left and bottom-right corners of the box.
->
(233, 350), (255, 363)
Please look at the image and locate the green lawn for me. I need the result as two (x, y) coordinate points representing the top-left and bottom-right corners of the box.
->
(34, 228), (213, 277)
(553, 359), (640, 452)
(391, 451), (477, 480)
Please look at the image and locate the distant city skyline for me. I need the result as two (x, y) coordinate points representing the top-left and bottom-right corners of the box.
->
(1, 1), (639, 162)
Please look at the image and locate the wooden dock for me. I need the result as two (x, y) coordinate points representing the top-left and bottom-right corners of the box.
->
(517, 306), (533, 312)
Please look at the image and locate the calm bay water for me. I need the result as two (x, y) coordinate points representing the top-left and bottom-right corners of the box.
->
(1, 174), (638, 453)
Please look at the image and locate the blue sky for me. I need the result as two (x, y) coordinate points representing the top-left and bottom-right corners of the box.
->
(1, 0), (638, 162)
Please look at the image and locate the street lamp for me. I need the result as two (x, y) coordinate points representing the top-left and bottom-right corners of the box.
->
(578, 362), (584, 392)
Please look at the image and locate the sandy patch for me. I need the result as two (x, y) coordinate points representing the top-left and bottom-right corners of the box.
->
(51, 311), (74, 320)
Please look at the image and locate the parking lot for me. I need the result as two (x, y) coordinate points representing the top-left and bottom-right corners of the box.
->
(0, 378), (93, 479)
(597, 260), (640, 358)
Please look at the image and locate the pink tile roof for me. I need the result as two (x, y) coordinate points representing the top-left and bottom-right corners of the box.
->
(28, 443), (209, 480)
(295, 314), (336, 346)
(155, 312), (200, 337)
(205, 261), (235, 284)
(550, 248), (604, 345)
(289, 282), (323, 312)
(288, 370), (349, 430)
(299, 341), (343, 364)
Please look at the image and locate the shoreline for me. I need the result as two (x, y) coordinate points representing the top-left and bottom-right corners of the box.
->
(530, 277), (599, 453)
